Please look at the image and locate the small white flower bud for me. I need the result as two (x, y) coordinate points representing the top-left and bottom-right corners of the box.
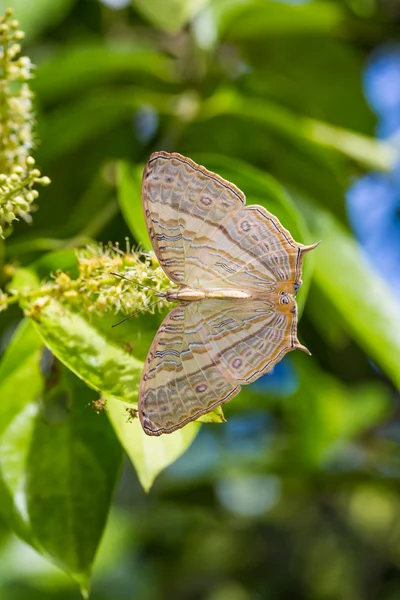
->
(4, 211), (15, 223)
(16, 199), (29, 211)
(19, 56), (31, 68)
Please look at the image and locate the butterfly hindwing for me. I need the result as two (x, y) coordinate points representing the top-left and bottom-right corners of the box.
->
(197, 298), (298, 384)
(139, 299), (299, 435)
(139, 304), (240, 435)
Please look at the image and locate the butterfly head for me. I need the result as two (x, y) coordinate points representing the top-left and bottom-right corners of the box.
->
(278, 291), (296, 313)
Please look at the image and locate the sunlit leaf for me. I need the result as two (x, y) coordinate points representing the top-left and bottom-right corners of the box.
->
(30, 299), (143, 400)
(0, 319), (122, 592)
(106, 396), (199, 492)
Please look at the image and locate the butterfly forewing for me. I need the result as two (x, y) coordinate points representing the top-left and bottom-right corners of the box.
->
(142, 151), (245, 286)
(143, 152), (305, 293)
(187, 205), (303, 293)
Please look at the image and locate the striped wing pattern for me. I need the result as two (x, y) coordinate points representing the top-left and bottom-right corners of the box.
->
(142, 151), (245, 286)
(188, 205), (303, 294)
(139, 304), (240, 436)
(139, 300), (296, 436)
(143, 152), (306, 294)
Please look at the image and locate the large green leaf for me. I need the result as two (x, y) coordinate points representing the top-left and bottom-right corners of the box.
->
(0, 319), (123, 594)
(29, 301), (205, 491)
(304, 202), (400, 389)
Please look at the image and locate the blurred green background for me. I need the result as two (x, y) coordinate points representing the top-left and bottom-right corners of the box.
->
(1, 0), (400, 598)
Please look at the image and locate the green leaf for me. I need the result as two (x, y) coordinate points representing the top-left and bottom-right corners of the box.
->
(37, 88), (176, 163)
(27, 298), (224, 487)
(0, 0), (76, 39)
(304, 203), (400, 389)
(33, 44), (176, 105)
(238, 38), (374, 135)
(117, 161), (151, 251)
(0, 319), (43, 547)
(30, 299), (143, 401)
(200, 90), (396, 171)
(0, 319), (123, 591)
(106, 396), (199, 492)
(131, 0), (209, 32)
(286, 358), (391, 466)
(215, 0), (345, 38)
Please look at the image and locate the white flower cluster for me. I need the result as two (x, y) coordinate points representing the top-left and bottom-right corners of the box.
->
(0, 9), (50, 237)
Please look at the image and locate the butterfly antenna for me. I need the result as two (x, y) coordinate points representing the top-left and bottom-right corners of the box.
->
(110, 271), (154, 292)
(111, 297), (166, 328)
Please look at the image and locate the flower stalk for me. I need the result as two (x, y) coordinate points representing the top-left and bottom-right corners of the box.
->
(2, 243), (172, 319)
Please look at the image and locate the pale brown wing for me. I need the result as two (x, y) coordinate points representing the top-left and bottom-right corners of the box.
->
(187, 204), (313, 295)
(196, 298), (302, 384)
(142, 152), (315, 293)
(142, 151), (245, 286)
(138, 298), (302, 436)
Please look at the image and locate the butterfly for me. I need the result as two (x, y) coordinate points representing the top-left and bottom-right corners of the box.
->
(138, 151), (319, 436)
